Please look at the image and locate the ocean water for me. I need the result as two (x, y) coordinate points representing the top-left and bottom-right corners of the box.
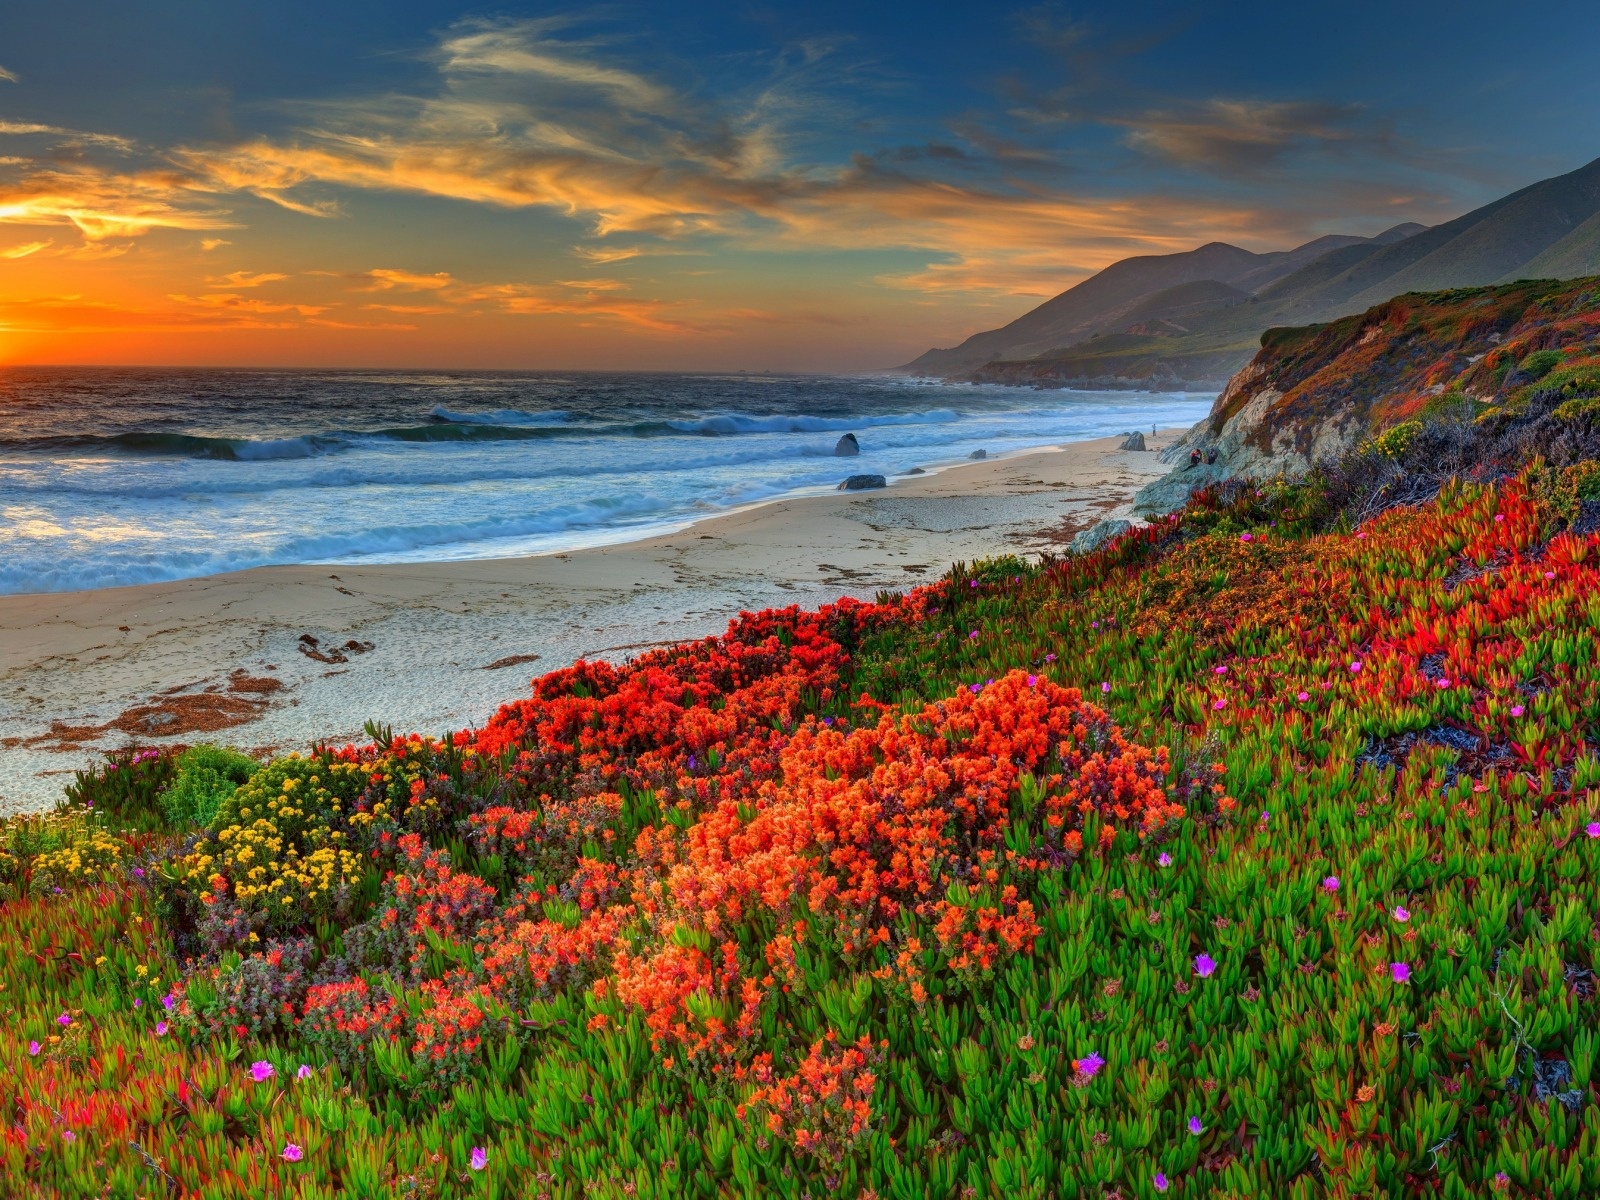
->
(0, 368), (1213, 595)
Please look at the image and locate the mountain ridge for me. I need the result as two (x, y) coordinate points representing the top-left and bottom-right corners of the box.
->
(901, 158), (1600, 389)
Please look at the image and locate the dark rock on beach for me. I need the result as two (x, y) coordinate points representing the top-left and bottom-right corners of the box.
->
(834, 433), (860, 456)
(968, 448), (987, 460)
(1119, 431), (1147, 451)
(838, 474), (887, 491)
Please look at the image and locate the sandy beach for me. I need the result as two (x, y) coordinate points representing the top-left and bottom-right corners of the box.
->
(0, 430), (1180, 812)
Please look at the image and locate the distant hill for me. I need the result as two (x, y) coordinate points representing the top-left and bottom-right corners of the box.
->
(1129, 274), (1600, 513)
(902, 157), (1600, 389)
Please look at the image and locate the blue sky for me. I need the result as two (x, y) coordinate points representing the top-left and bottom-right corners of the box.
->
(1, 0), (1596, 367)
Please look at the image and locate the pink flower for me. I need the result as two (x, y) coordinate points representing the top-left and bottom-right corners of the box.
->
(1349, 660), (1362, 673)
(1545, 570), (1555, 579)
(155, 1022), (169, 1036)
(1101, 681), (1111, 693)
(1212, 698), (1227, 710)
(1321, 876), (1339, 893)
(56, 1013), (71, 1028)
(1297, 691), (1310, 702)
(1436, 678), (1450, 689)
(1194, 953), (1217, 978)
(250, 1060), (275, 1083)
(1494, 513), (1505, 522)
(470, 1147), (489, 1172)
(297, 1064), (314, 1080)
(1027, 674), (1037, 687)
(1187, 1115), (1203, 1135)
(1240, 533), (1252, 542)
(281, 1143), (303, 1163)
(1072, 1051), (1106, 1078)
(28, 1041), (40, 1056)
(1393, 906), (1410, 922)
(61, 1130), (75, 1143)
(1585, 822), (1600, 839)
(968, 630), (979, 639)
(1214, 665), (1227, 675)
(1158, 852), (1172, 868)
(1510, 704), (1525, 717)
(1044, 653), (1057, 663)
(1154, 1171), (1170, 1192)
(1391, 962), (1411, 983)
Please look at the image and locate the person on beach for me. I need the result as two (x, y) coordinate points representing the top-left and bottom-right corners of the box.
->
(1188, 448), (1202, 470)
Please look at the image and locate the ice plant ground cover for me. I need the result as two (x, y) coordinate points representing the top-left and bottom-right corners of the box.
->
(4, 472), (1600, 1197)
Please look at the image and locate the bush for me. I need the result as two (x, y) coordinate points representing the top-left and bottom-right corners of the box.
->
(161, 743), (261, 829)
(63, 746), (177, 828)
(1518, 347), (1564, 380)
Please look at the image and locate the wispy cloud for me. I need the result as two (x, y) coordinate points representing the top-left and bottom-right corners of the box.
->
(0, 121), (134, 151)
(1, 238), (51, 258)
(200, 238), (231, 251)
(0, 165), (235, 238)
(0, 66), (18, 85)
(359, 268), (455, 291)
(207, 270), (288, 288)
(169, 292), (328, 316)
(1122, 99), (1383, 171)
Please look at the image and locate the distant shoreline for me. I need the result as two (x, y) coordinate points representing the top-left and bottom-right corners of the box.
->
(0, 430), (1187, 813)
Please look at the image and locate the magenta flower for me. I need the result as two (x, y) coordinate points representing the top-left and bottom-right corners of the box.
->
(281, 1143), (303, 1163)
(1214, 665), (1227, 675)
(28, 1041), (40, 1056)
(132, 998), (142, 1009)
(249, 1060), (275, 1083)
(1158, 852), (1172, 868)
(1073, 1051), (1105, 1078)
(1322, 876), (1339, 893)
(61, 1130), (75, 1143)
(1510, 704), (1525, 717)
(1212, 698), (1227, 710)
(1545, 570), (1555, 579)
(1101, 681), (1111, 693)
(1297, 691), (1310, 702)
(1494, 513), (1505, 522)
(1194, 953), (1217, 978)
(1587, 822), (1600, 839)
(470, 1146), (489, 1172)
(1239, 532), (1252, 542)
(1393, 905), (1410, 922)
(1187, 1115), (1203, 1135)
(297, 1064), (314, 1080)
(56, 1013), (71, 1028)
(1391, 962), (1411, 983)
(161, 994), (176, 1012)
(1349, 660), (1362, 673)
(1154, 1171), (1170, 1192)
(1044, 653), (1057, 663)
(155, 1022), (169, 1036)
(968, 630), (979, 639)
(1027, 674), (1037, 687)
(1436, 678), (1450, 689)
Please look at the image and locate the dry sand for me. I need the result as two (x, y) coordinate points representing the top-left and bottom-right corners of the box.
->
(0, 431), (1181, 812)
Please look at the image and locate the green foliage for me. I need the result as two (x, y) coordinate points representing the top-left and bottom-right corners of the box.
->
(62, 746), (177, 829)
(1518, 348), (1564, 380)
(161, 743), (261, 829)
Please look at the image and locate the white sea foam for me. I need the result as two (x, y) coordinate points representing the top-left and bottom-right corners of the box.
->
(0, 371), (1213, 594)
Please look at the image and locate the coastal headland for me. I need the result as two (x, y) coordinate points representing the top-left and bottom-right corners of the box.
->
(0, 430), (1179, 811)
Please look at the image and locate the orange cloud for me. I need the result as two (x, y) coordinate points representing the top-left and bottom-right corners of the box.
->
(169, 292), (328, 316)
(1, 238), (51, 258)
(207, 271), (288, 288)
(0, 294), (299, 333)
(0, 164), (235, 239)
(359, 268), (456, 291)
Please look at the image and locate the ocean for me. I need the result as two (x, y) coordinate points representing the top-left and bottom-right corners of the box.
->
(0, 368), (1213, 595)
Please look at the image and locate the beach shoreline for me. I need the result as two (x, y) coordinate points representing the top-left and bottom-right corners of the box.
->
(0, 430), (1182, 812)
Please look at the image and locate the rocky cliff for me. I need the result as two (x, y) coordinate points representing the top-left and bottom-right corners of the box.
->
(1132, 275), (1600, 513)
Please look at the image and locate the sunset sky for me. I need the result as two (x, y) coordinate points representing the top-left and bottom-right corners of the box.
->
(1, 0), (1597, 370)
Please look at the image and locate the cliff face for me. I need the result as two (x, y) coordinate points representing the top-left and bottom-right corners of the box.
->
(1132, 275), (1600, 513)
